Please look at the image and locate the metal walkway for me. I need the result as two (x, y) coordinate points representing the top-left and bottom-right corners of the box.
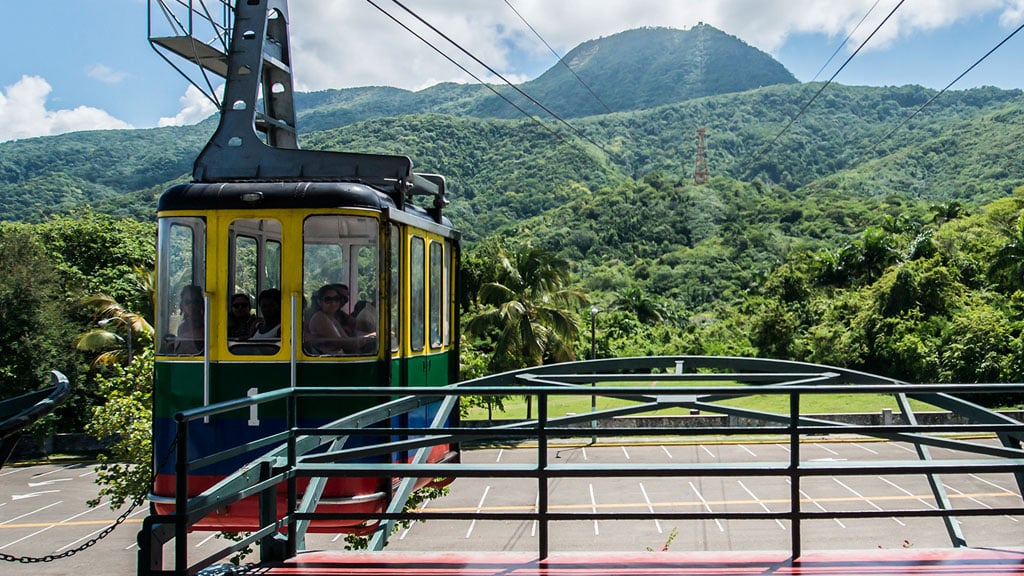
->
(137, 356), (1024, 575)
(251, 548), (1024, 575)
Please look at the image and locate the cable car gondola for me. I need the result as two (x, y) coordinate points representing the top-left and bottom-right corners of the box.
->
(148, 0), (459, 532)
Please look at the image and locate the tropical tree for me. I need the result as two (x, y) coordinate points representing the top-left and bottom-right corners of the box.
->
(612, 284), (668, 324)
(930, 201), (968, 225)
(465, 243), (588, 417)
(86, 347), (154, 509)
(73, 268), (155, 368)
(467, 244), (588, 368)
(989, 213), (1024, 291)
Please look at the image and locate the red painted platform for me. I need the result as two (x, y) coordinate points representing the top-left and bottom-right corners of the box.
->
(255, 548), (1024, 575)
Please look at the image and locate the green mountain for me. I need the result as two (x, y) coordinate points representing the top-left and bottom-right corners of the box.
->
(0, 26), (1022, 232)
(296, 25), (797, 129)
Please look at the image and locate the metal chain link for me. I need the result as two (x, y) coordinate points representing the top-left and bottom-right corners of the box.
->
(1, 432), (179, 564)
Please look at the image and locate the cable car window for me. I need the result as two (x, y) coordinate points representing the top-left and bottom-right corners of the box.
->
(302, 215), (379, 356)
(157, 217), (206, 356)
(410, 236), (425, 352)
(390, 225), (400, 353)
(228, 218), (282, 355)
(429, 241), (443, 348)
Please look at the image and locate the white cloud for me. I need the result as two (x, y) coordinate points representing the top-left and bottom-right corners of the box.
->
(0, 75), (131, 142)
(87, 64), (128, 84)
(1000, 0), (1024, 25)
(157, 84), (220, 127)
(281, 0), (1019, 91)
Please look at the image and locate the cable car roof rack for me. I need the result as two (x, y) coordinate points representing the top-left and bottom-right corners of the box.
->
(147, 0), (446, 220)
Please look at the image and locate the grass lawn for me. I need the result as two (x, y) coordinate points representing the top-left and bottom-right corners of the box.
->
(462, 382), (939, 421)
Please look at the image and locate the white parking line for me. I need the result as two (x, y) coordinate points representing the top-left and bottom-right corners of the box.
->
(699, 446), (716, 459)
(57, 506), (148, 552)
(465, 485), (491, 538)
(943, 482), (1019, 522)
(688, 481), (724, 532)
(787, 479), (845, 528)
(968, 474), (1018, 496)
(399, 497), (429, 540)
(831, 478), (905, 526)
(852, 443), (879, 454)
(621, 446), (631, 460)
(878, 477), (937, 509)
(638, 482), (663, 534)
(589, 483), (599, 535)
(495, 449), (504, 463)
(0, 501), (62, 526)
(30, 465), (74, 479)
(2, 500), (105, 550)
(660, 446), (673, 459)
(814, 443), (840, 456)
(892, 443), (917, 454)
(531, 493), (538, 537)
(739, 445), (757, 457)
(737, 480), (785, 530)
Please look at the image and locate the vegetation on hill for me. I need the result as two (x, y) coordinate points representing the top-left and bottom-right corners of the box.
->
(1, 25), (1023, 440)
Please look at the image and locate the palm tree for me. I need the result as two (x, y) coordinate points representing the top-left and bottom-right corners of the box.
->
(612, 285), (667, 324)
(989, 214), (1024, 291)
(930, 201), (968, 226)
(74, 268), (155, 368)
(468, 245), (587, 368)
(465, 245), (588, 418)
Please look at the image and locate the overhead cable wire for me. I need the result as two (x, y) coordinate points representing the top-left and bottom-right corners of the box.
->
(387, 0), (610, 153)
(810, 0), (883, 82)
(502, 0), (614, 115)
(748, 0), (907, 173)
(364, 0), (567, 142)
(869, 18), (1024, 155)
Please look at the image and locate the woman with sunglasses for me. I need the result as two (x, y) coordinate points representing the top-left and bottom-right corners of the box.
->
(306, 284), (370, 355)
(227, 293), (258, 340)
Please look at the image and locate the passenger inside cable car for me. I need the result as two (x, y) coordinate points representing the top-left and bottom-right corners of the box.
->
(252, 288), (281, 340)
(173, 284), (204, 355)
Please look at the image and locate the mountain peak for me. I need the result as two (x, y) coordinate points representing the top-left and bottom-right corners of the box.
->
(482, 25), (798, 118)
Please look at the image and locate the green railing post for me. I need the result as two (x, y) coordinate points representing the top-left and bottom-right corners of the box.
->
(287, 391), (298, 557)
(538, 388), (549, 560)
(789, 391), (801, 559)
(174, 414), (189, 575)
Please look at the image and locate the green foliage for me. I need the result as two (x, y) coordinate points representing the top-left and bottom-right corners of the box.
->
(341, 485), (450, 550)
(0, 223), (79, 404)
(86, 347), (154, 509)
(465, 242), (588, 371)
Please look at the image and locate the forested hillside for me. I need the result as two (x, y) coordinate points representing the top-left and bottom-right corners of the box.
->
(3, 24), (1024, 435)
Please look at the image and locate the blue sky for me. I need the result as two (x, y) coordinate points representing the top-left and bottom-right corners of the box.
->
(1, 0), (1022, 142)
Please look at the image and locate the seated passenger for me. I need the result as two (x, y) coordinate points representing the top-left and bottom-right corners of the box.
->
(353, 300), (378, 353)
(306, 285), (374, 355)
(227, 293), (258, 340)
(252, 288), (281, 340)
(174, 284), (205, 355)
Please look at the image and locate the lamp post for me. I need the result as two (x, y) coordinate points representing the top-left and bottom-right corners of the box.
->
(100, 316), (133, 365)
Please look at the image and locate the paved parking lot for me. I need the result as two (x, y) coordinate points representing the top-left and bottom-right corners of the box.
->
(1, 438), (1021, 575)
(371, 439), (1023, 554)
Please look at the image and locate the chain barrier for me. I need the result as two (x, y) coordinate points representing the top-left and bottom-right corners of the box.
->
(0, 432), (179, 564)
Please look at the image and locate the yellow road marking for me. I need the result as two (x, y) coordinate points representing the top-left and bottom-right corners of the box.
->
(1, 492), (1017, 529)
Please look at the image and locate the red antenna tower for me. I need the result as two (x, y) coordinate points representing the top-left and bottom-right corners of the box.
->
(693, 127), (708, 185)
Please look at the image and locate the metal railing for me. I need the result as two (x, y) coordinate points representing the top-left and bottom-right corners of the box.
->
(137, 357), (1024, 575)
